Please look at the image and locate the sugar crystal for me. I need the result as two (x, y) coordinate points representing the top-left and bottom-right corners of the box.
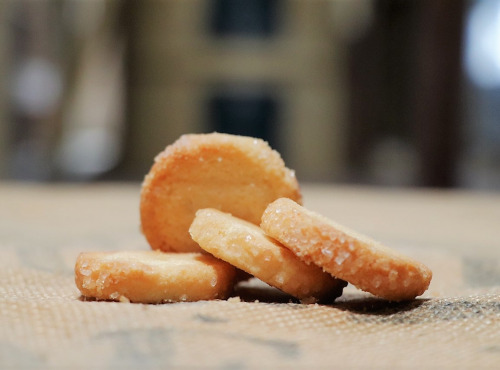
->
(334, 251), (350, 265)
(321, 248), (333, 259)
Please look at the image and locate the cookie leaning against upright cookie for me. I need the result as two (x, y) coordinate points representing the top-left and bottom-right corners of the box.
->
(75, 251), (236, 303)
(261, 198), (432, 301)
(141, 133), (302, 253)
(189, 208), (347, 303)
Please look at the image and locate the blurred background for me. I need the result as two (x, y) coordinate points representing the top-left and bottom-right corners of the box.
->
(0, 0), (499, 189)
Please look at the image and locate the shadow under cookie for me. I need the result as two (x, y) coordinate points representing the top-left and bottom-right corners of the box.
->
(233, 278), (299, 304)
(333, 295), (428, 315)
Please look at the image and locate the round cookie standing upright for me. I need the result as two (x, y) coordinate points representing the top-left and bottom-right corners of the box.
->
(261, 198), (432, 301)
(141, 133), (302, 253)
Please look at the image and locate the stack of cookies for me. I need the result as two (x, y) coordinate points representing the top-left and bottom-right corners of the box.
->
(75, 133), (432, 304)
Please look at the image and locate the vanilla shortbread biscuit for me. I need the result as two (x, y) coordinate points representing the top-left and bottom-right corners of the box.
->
(261, 198), (432, 301)
(189, 208), (347, 303)
(140, 133), (302, 253)
(75, 251), (236, 303)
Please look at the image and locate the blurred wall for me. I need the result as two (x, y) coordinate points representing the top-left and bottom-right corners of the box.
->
(1, 0), (499, 189)
(346, 0), (464, 187)
(0, 1), (7, 177)
(120, 0), (349, 182)
(2, 0), (125, 181)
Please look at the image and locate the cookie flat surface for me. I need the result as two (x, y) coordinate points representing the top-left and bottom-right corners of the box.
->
(261, 198), (432, 301)
(189, 208), (346, 303)
(75, 251), (236, 303)
(141, 133), (302, 253)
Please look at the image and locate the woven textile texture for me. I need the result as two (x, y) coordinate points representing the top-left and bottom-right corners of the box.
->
(1, 184), (500, 368)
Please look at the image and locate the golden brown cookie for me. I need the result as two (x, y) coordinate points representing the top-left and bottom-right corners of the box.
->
(261, 198), (432, 301)
(140, 133), (302, 253)
(75, 250), (236, 303)
(189, 208), (346, 303)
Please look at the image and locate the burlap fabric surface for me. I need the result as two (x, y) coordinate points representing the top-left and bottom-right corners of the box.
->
(1, 184), (500, 369)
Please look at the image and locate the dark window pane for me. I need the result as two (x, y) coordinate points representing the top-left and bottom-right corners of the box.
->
(211, 0), (279, 37)
(208, 90), (279, 148)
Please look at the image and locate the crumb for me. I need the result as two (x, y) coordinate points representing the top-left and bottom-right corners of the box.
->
(119, 295), (131, 303)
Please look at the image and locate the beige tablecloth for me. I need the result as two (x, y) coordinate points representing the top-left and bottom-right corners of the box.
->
(1, 183), (500, 368)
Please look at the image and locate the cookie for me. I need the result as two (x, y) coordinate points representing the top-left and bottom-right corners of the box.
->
(140, 133), (302, 253)
(261, 198), (432, 301)
(75, 250), (236, 303)
(189, 208), (347, 303)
